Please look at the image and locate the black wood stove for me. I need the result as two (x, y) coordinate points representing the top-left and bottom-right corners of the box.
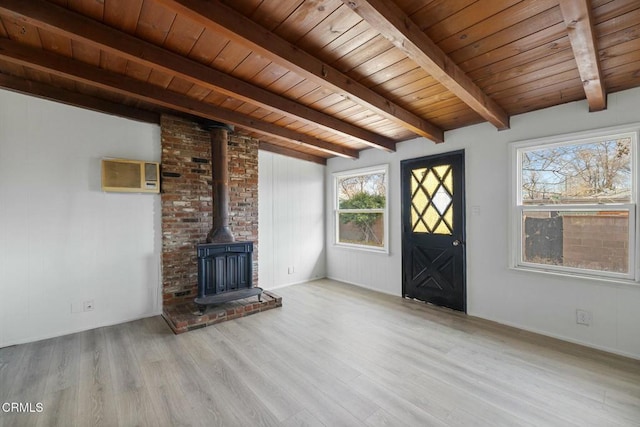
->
(195, 241), (262, 311)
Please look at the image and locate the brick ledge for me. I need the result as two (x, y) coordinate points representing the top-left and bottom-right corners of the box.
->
(162, 290), (282, 334)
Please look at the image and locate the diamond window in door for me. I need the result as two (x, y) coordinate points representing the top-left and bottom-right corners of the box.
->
(410, 165), (453, 235)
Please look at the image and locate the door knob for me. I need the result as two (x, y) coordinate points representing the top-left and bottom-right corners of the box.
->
(452, 239), (462, 246)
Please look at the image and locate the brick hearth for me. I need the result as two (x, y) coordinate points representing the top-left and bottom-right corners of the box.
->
(163, 291), (282, 334)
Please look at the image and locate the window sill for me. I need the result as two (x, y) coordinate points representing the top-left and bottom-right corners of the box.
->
(510, 265), (639, 288)
(334, 242), (389, 255)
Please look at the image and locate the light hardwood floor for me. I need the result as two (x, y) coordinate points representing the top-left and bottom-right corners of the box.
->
(1, 279), (639, 426)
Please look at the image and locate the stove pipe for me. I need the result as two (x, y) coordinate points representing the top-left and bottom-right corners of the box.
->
(204, 121), (235, 243)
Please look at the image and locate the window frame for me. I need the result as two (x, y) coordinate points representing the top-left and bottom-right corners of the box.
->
(509, 125), (639, 283)
(333, 164), (389, 254)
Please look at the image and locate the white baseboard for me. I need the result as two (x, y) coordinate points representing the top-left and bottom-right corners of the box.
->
(263, 276), (327, 290)
(325, 278), (640, 360)
(326, 275), (399, 297)
(469, 313), (640, 361)
(0, 310), (163, 349)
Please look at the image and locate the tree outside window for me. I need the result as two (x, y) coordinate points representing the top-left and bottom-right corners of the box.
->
(522, 137), (631, 204)
(335, 166), (388, 252)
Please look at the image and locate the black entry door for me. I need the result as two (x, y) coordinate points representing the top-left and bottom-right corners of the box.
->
(401, 150), (466, 312)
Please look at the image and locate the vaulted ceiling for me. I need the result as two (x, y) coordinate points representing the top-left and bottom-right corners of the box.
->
(0, 0), (638, 164)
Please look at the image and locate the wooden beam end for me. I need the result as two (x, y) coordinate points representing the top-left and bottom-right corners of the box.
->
(588, 98), (607, 112)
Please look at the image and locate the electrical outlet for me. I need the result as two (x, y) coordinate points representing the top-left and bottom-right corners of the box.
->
(83, 300), (95, 312)
(576, 309), (591, 326)
(287, 266), (294, 275)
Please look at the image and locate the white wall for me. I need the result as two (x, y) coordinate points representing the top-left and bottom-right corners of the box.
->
(326, 87), (640, 359)
(0, 89), (162, 348)
(259, 150), (325, 289)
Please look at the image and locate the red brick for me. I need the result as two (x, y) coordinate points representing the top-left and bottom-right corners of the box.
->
(161, 114), (259, 306)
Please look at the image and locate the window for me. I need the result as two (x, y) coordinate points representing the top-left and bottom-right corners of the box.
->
(334, 165), (388, 252)
(511, 126), (637, 281)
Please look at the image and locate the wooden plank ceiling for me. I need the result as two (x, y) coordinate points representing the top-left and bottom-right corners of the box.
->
(0, 0), (638, 164)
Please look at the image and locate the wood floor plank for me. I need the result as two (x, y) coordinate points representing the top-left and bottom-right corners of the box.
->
(260, 356), (370, 426)
(0, 341), (27, 401)
(75, 328), (118, 427)
(0, 279), (639, 426)
(446, 346), (633, 426)
(281, 409), (327, 427)
(105, 324), (145, 394)
(350, 373), (449, 427)
(44, 334), (82, 395)
(37, 386), (78, 427)
(334, 310), (581, 424)
(208, 338), (304, 422)
(13, 338), (55, 400)
(319, 326), (547, 425)
(138, 359), (202, 426)
(112, 387), (160, 427)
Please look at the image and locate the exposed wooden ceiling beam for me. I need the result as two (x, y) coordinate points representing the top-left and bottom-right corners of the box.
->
(0, 0), (394, 152)
(559, 0), (607, 111)
(155, 0), (444, 143)
(342, 0), (510, 130)
(259, 142), (327, 165)
(0, 39), (357, 159)
(0, 72), (160, 124)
